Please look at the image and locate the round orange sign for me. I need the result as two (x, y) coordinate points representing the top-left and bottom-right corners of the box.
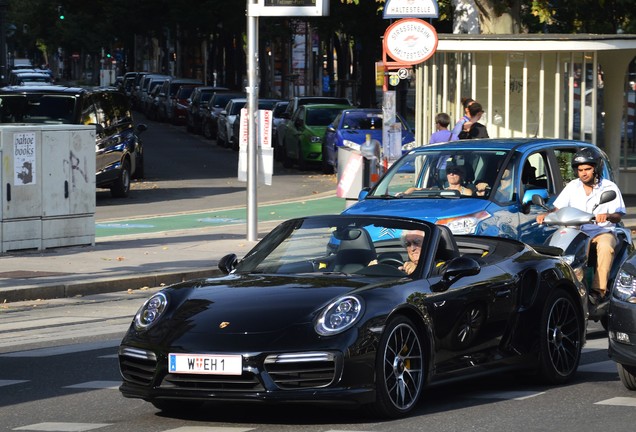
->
(383, 18), (438, 65)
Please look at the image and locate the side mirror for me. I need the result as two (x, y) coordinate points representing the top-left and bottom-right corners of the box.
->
(444, 256), (480, 279)
(136, 124), (148, 135)
(218, 253), (238, 274)
(357, 187), (370, 201)
(433, 256), (480, 291)
(523, 188), (548, 207)
(294, 118), (304, 129)
(531, 193), (548, 208)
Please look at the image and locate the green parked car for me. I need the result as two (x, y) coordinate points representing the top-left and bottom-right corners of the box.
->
(281, 103), (351, 170)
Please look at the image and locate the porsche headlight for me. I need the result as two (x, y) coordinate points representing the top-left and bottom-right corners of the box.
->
(613, 270), (636, 303)
(311, 136), (322, 143)
(134, 292), (168, 330)
(315, 296), (363, 336)
(436, 211), (491, 235)
(402, 141), (415, 152)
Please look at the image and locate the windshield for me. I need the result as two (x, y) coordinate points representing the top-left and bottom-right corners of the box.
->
(343, 112), (383, 130)
(306, 107), (345, 126)
(370, 149), (511, 199)
(0, 94), (77, 124)
(235, 216), (431, 277)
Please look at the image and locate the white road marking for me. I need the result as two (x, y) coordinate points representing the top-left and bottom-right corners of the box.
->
(0, 379), (28, 387)
(595, 397), (636, 407)
(63, 381), (120, 390)
(13, 423), (111, 431)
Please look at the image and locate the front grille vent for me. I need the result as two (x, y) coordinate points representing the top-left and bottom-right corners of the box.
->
(161, 373), (264, 392)
(263, 351), (338, 389)
(118, 346), (157, 386)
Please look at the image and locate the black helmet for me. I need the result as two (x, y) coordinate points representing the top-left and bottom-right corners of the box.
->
(571, 147), (604, 178)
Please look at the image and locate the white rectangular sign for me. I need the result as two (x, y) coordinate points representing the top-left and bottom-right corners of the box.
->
(13, 132), (37, 185)
(249, 0), (329, 17)
(238, 109), (274, 185)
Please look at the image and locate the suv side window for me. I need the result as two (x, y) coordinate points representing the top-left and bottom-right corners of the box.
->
(522, 152), (552, 193)
(81, 94), (98, 126)
(554, 149), (580, 187)
(110, 93), (132, 128)
(96, 92), (115, 129)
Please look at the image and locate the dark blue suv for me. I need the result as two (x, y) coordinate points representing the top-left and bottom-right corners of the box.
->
(0, 85), (147, 197)
(343, 138), (613, 245)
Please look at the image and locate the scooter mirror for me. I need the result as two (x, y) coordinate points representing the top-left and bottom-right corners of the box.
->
(598, 190), (617, 206)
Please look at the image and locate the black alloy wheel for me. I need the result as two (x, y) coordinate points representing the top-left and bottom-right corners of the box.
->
(538, 289), (583, 384)
(373, 315), (425, 418)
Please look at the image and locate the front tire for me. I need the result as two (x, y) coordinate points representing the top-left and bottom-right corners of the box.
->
(110, 159), (131, 198)
(202, 121), (213, 139)
(297, 143), (308, 171)
(537, 289), (583, 384)
(373, 316), (425, 419)
(133, 154), (144, 180)
(321, 145), (334, 174)
(617, 363), (636, 390)
(282, 141), (293, 168)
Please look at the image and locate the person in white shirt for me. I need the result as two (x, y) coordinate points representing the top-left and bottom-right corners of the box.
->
(536, 147), (626, 302)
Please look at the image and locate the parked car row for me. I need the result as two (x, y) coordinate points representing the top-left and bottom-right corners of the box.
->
(125, 75), (415, 175)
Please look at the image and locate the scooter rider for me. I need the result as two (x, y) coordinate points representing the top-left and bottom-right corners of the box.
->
(536, 147), (626, 304)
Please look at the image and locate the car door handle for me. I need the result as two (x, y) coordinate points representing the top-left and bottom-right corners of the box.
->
(495, 289), (511, 298)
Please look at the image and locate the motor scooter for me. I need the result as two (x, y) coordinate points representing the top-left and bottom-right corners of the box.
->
(531, 190), (633, 330)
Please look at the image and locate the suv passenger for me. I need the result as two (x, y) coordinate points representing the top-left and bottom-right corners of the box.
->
(0, 85), (147, 197)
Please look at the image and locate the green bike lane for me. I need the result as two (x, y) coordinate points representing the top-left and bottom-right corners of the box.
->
(95, 195), (347, 238)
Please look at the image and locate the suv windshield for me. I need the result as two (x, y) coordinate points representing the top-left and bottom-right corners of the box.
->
(370, 149), (511, 198)
(0, 94), (77, 124)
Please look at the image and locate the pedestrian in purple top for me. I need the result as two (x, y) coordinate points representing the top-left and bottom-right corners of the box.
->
(429, 112), (458, 144)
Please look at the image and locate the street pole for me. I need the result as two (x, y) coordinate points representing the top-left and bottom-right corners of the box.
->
(247, 1), (259, 241)
(0, 0), (9, 86)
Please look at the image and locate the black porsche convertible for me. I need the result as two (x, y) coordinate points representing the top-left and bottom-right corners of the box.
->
(119, 215), (587, 418)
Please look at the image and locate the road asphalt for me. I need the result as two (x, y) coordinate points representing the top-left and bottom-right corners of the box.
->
(2, 191), (636, 305)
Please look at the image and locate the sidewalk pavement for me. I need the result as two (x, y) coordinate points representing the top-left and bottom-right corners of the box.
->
(2, 192), (636, 305)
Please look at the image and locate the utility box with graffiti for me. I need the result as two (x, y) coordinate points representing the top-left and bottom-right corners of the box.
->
(0, 125), (96, 253)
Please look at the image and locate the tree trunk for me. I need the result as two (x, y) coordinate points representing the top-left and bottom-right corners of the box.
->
(475, 0), (522, 34)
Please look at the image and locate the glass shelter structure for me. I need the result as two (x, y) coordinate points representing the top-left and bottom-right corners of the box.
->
(413, 34), (636, 193)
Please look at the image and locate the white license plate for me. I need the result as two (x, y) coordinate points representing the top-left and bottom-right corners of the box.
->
(168, 353), (242, 375)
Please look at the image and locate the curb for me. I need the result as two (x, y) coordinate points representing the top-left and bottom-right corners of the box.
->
(1, 268), (222, 304)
